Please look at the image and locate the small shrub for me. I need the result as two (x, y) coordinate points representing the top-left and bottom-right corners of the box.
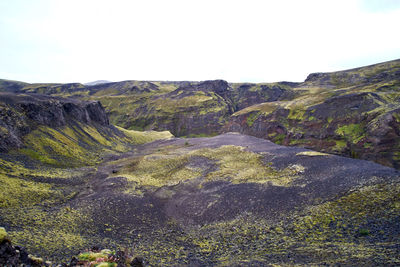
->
(358, 228), (370, 236)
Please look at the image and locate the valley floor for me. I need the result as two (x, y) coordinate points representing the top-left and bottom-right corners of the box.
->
(1, 133), (400, 266)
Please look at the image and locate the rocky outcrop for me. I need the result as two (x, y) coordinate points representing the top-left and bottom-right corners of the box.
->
(198, 80), (234, 106)
(1, 226), (146, 266)
(231, 82), (296, 111)
(156, 107), (230, 137)
(0, 228), (45, 266)
(0, 92), (109, 152)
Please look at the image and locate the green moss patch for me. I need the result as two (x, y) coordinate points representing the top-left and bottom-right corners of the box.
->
(297, 151), (330, 156)
(7, 206), (95, 259)
(115, 145), (305, 189)
(0, 227), (8, 242)
(15, 122), (172, 168)
(0, 174), (59, 208)
(246, 112), (260, 126)
(117, 154), (202, 189)
(335, 124), (365, 144)
(116, 126), (173, 144)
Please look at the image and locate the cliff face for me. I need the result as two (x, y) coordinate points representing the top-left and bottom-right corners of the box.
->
(0, 93), (108, 152)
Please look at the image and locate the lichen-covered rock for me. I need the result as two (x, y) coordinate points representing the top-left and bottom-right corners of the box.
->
(65, 248), (144, 267)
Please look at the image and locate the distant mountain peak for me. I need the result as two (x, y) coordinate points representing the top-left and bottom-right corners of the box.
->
(84, 80), (112, 86)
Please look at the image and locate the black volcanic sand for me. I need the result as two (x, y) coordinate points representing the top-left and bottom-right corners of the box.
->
(55, 133), (398, 266)
(3, 133), (400, 266)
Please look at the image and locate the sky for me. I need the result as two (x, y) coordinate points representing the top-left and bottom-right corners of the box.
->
(0, 0), (400, 84)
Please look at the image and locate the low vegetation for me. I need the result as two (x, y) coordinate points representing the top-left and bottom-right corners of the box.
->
(0, 59), (399, 266)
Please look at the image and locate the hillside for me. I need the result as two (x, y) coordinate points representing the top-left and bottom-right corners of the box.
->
(225, 59), (400, 168)
(1, 59), (400, 168)
(0, 79), (296, 137)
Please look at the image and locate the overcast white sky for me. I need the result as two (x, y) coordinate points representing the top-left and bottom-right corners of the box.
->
(0, 0), (400, 84)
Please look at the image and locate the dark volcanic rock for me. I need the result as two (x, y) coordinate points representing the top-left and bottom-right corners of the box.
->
(0, 239), (43, 267)
(0, 92), (109, 152)
(0, 79), (27, 93)
(232, 83), (295, 111)
(311, 92), (382, 119)
(84, 101), (109, 125)
(131, 257), (145, 267)
(198, 80), (233, 101)
(0, 240), (19, 267)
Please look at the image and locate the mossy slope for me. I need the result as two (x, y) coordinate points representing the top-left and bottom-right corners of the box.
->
(225, 59), (400, 168)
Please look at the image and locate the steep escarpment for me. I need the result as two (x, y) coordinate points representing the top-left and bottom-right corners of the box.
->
(224, 59), (400, 168)
(0, 92), (172, 168)
(0, 93), (108, 152)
